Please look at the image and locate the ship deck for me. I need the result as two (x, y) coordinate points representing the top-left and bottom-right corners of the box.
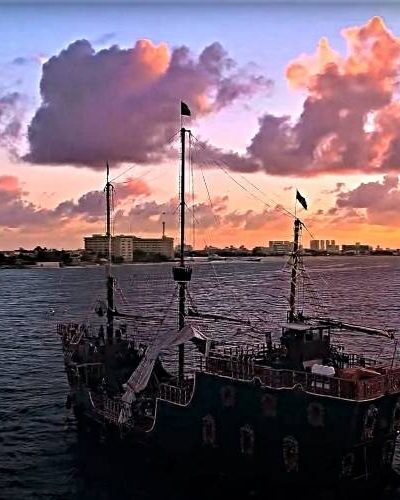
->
(200, 352), (400, 401)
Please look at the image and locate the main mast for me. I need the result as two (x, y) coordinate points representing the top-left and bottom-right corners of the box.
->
(288, 218), (301, 323)
(173, 127), (192, 384)
(105, 161), (114, 340)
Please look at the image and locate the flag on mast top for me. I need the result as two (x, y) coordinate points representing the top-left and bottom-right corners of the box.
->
(181, 101), (191, 117)
(296, 190), (307, 210)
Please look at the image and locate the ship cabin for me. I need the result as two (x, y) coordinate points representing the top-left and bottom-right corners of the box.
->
(280, 322), (331, 371)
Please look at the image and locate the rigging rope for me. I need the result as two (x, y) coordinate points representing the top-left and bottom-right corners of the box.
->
(190, 132), (295, 219)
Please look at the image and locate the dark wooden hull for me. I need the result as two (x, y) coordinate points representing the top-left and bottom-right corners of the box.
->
(70, 371), (400, 499)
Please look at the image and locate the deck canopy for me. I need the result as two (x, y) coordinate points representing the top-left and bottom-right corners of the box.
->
(121, 324), (209, 407)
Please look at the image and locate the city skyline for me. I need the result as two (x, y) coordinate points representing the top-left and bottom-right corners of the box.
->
(1, 4), (400, 249)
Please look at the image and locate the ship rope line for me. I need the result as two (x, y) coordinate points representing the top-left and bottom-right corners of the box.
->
(109, 130), (180, 184)
(188, 133), (326, 314)
(189, 132), (295, 220)
(185, 134), (253, 325)
(105, 126), (295, 341)
(187, 135), (271, 329)
(181, 210), (272, 335)
(182, 204), (268, 335)
(189, 127), (196, 251)
(188, 132), (320, 326)
(184, 136), (273, 334)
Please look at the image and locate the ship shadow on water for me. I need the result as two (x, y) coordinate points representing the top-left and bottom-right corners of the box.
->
(70, 428), (400, 500)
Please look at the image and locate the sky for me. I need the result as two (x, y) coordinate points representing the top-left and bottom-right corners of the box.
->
(1, 2), (400, 250)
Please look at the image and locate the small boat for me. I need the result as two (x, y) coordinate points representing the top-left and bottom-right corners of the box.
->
(207, 253), (227, 261)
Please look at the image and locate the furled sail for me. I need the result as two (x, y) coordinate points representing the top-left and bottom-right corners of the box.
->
(120, 325), (209, 411)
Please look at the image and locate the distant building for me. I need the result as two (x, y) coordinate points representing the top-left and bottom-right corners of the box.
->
(268, 240), (293, 255)
(132, 236), (174, 259)
(326, 243), (340, 254)
(342, 243), (371, 255)
(113, 236), (134, 262)
(310, 239), (338, 253)
(84, 234), (108, 256)
(84, 234), (174, 261)
(175, 244), (193, 254)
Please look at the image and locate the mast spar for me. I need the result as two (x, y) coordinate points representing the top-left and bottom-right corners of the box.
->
(173, 127), (192, 384)
(288, 217), (301, 323)
(105, 161), (114, 340)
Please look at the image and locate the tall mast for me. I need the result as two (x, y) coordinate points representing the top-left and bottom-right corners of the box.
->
(105, 161), (114, 340)
(179, 128), (186, 268)
(178, 127), (186, 383)
(288, 218), (301, 323)
(172, 127), (192, 384)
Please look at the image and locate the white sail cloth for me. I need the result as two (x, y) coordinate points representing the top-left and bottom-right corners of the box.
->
(121, 324), (209, 406)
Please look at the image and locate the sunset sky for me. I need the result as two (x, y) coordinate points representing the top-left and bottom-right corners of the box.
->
(1, 2), (400, 250)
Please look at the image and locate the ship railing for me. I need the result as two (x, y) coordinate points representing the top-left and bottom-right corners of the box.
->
(57, 322), (93, 347)
(89, 392), (130, 426)
(158, 381), (193, 405)
(202, 355), (400, 400)
(102, 396), (125, 424)
(210, 342), (278, 360)
(334, 351), (381, 369)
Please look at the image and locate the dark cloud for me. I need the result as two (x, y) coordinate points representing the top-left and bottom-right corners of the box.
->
(25, 38), (270, 168)
(322, 182), (346, 194)
(0, 92), (25, 155)
(0, 175), (151, 230)
(11, 57), (30, 66)
(335, 175), (400, 225)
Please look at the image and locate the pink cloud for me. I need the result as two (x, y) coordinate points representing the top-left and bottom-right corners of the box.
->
(193, 17), (400, 177)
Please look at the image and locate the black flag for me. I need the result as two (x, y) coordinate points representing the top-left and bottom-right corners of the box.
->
(181, 101), (191, 117)
(296, 190), (307, 210)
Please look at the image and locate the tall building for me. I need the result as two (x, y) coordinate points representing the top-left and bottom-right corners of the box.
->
(310, 239), (338, 252)
(84, 234), (174, 260)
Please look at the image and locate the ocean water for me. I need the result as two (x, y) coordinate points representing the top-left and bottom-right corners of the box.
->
(1, 256), (400, 500)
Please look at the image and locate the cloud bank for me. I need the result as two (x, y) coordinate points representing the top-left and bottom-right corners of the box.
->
(194, 17), (400, 177)
(25, 39), (270, 167)
(0, 175), (151, 232)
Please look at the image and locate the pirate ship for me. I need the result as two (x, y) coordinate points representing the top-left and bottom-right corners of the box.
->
(57, 105), (400, 499)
